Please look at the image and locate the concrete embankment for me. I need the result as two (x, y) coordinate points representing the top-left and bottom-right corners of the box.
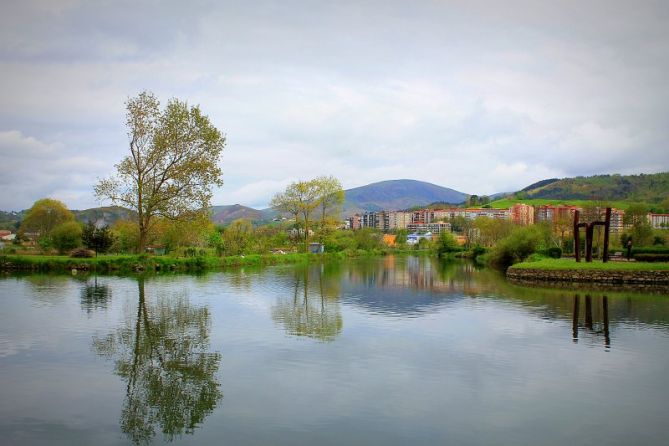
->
(507, 267), (669, 288)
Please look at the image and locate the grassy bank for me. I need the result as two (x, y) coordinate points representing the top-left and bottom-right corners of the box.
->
(0, 252), (363, 273)
(510, 258), (669, 271)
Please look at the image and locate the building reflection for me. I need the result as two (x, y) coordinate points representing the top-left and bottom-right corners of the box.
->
(92, 278), (222, 445)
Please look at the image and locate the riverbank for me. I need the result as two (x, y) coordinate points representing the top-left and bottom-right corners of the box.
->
(507, 258), (669, 287)
(0, 252), (363, 273)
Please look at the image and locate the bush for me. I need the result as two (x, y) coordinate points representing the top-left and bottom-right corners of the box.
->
(633, 253), (669, 262)
(51, 221), (83, 254)
(70, 248), (95, 258)
(631, 246), (669, 255)
(537, 247), (562, 258)
(488, 226), (544, 270)
(437, 231), (460, 256)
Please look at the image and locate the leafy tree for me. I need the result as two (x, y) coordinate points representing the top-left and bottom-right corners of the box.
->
(314, 175), (344, 235)
(449, 216), (474, 248)
(488, 226), (545, 270)
(112, 219), (141, 253)
(82, 221), (115, 256)
(623, 203), (649, 226)
(95, 91), (225, 253)
(50, 221), (82, 254)
(270, 179), (321, 251)
(20, 198), (75, 242)
(157, 215), (213, 253)
(622, 203), (653, 247)
(221, 219), (253, 255)
(437, 231), (460, 256)
(473, 217), (514, 247)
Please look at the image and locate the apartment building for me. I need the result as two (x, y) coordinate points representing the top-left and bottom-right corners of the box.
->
(510, 203), (534, 226)
(648, 213), (669, 229)
(407, 222), (452, 234)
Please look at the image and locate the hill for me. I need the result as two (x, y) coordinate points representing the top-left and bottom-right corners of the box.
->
(513, 172), (669, 204)
(343, 179), (467, 215)
(210, 204), (269, 225)
(74, 206), (136, 227)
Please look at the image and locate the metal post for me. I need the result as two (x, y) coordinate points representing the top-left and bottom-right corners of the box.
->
(574, 210), (580, 262)
(602, 207), (611, 263)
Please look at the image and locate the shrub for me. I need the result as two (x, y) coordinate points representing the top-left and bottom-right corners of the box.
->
(633, 253), (669, 262)
(537, 247), (562, 258)
(631, 246), (669, 255)
(51, 221), (83, 254)
(70, 248), (95, 258)
(488, 226), (544, 270)
(437, 231), (460, 256)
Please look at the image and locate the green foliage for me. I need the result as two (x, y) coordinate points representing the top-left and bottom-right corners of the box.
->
(95, 91), (225, 252)
(395, 229), (408, 247)
(488, 226), (545, 270)
(437, 231), (460, 256)
(219, 219), (253, 256)
(508, 172), (669, 204)
(50, 221), (82, 254)
(82, 221), (115, 255)
(352, 228), (384, 251)
(537, 247), (562, 258)
(634, 253), (669, 262)
(631, 246), (669, 255)
(20, 198), (75, 239)
(111, 220), (140, 253)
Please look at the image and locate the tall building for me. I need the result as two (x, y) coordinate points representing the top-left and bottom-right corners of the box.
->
(510, 204), (534, 226)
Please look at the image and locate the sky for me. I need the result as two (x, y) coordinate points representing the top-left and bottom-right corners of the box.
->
(1, 0), (668, 211)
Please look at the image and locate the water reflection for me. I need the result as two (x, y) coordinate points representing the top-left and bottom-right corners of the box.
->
(572, 295), (611, 348)
(92, 278), (222, 444)
(341, 256), (487, 316)
(80, 276), (111, 314)
(271, 263), (343, 341)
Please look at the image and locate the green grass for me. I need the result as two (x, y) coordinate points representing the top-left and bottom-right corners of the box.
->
(0, 252), (324, 273)
(510, 258), (669, 271)
(489, 198), (636, 210)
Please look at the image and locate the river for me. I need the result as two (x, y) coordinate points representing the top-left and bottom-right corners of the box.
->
(1, 256), (668, 445)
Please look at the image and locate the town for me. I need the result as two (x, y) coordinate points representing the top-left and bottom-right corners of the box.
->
(346, 204), (669, 244)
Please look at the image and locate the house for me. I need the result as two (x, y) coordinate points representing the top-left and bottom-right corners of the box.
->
(309, 243), (324, 254)
(407, 232), (432, 245)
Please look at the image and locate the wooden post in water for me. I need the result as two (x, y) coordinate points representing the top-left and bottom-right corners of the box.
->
(585, 295), (593, 330)
(572, 295), (580, 342)
(603, 296), (610, 348)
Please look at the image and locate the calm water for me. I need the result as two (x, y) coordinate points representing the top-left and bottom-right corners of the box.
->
(1, 256), (669, 445)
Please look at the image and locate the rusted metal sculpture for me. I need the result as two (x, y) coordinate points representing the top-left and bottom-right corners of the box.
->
(573, 207), (611, 262)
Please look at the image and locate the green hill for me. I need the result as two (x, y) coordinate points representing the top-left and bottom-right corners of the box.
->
(510, 172), (669, 207)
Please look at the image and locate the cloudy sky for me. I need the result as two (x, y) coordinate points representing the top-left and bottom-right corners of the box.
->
(1, 0), (668, 211)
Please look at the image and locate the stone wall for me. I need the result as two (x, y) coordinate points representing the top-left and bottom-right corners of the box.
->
(507, 267), (669, 287)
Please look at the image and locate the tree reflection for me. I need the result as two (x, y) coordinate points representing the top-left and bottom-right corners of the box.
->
(80, 276), (111, 313)
(271, 264), (343, 341)
(93, 278), (222, 444)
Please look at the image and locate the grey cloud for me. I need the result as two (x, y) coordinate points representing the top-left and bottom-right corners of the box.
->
(1, 0), (668, 209)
